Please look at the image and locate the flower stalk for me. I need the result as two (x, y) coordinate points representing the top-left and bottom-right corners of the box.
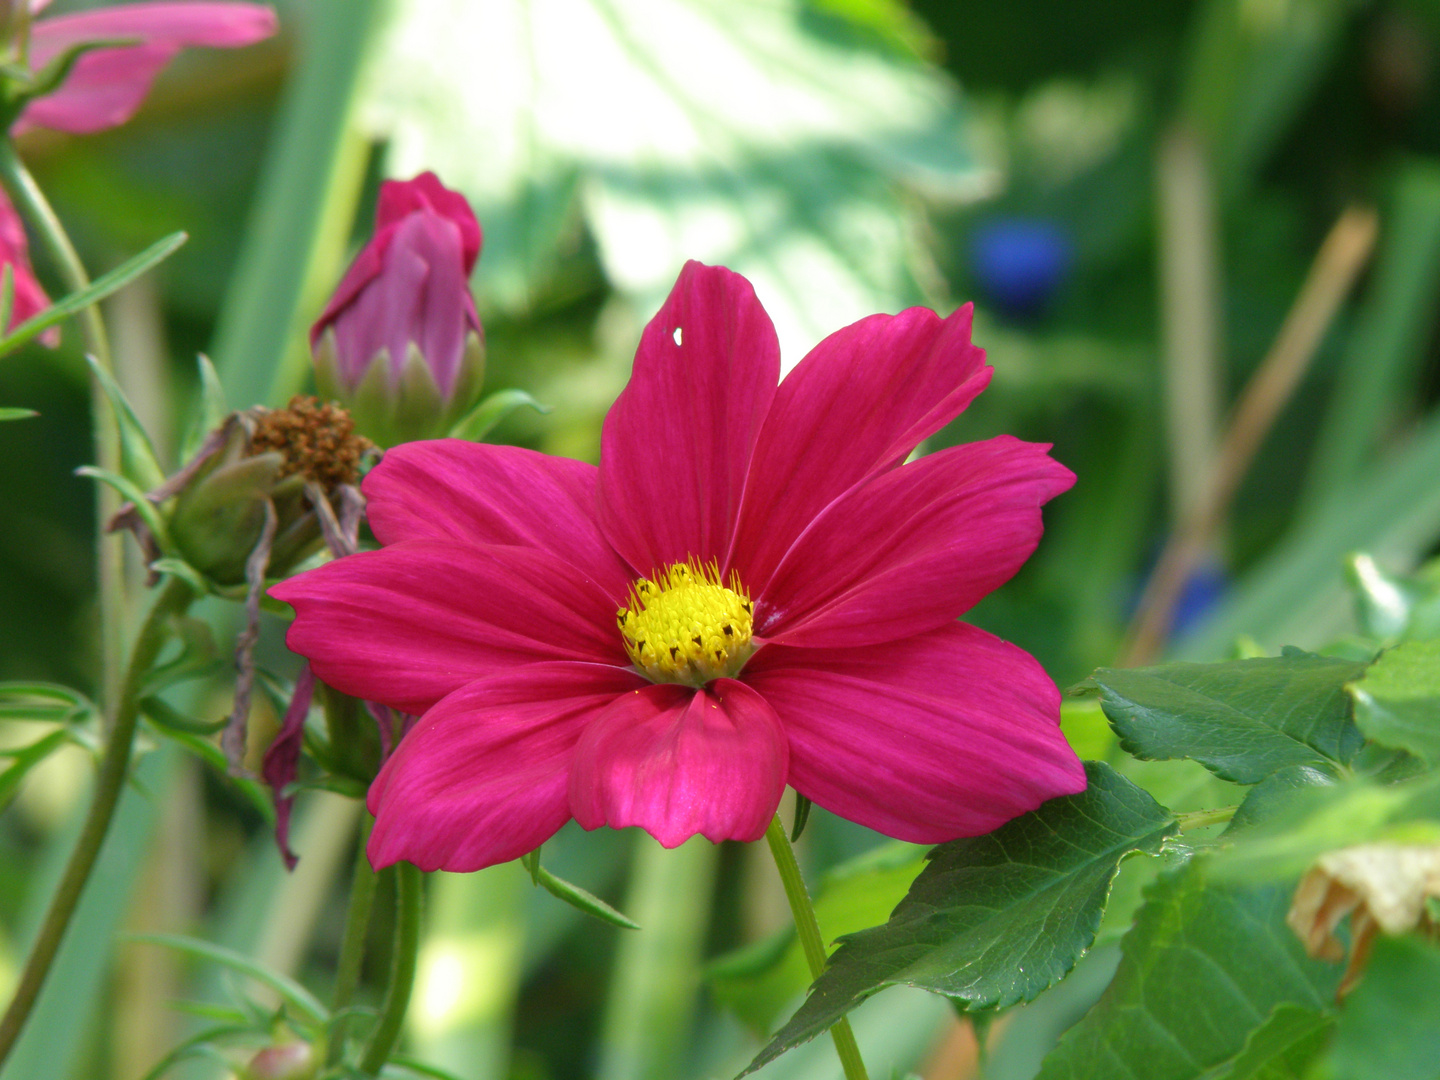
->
(0, 574), (194, 1068)
(763, 814), (869, 1080)
(359, 861), (423, 1075)
(328, 814), (378, 1067)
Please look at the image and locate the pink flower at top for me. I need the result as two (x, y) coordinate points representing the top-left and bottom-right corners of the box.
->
(309, 172), (485, 445)
(272, 261), (1087, 873)
(0, 189), (54, 340)
(16, 1), (278, 135)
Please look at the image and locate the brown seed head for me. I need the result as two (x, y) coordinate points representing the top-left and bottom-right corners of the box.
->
(247, 396), (373, 490)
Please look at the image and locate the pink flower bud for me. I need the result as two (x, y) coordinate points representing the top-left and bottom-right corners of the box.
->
(0, 189), (56, 345)
(311, 172), (485, 447)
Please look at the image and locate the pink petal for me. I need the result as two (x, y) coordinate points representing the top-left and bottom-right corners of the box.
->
(569, 679), (789, 847)
(598, 261), (780, 576)
(731, 304), (991, 595)
(375, 171), (482, 274)
(21, 3), (278, 134)
(0, 190), (56, 344)
(270, 539), (626, 716)
(743, 623), (1086, 841)
(363, 440), (633, 601)
(261, 663), (314, 871)
(758, 437), (1075, 647)
(367, 662), (644, 872)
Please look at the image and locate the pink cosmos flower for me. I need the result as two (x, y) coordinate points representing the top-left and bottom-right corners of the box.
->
(0, 189), (55, 341)
(272, 261), (1087, 872)
(15, 1), (278, 135)
(309, 172), (485, 445)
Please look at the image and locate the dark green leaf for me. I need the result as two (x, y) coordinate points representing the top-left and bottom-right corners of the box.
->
(1323, 935), (1440, 1080)
(447, 388), (550, 442)
(1094, 650), (1368, 784)
(745, 763), (1176, 1073)
(1225, 765), (1341, 835)
(1348, 640), (1440, 765)
(1035, 860), (1341, 1080)
(1203, 1004), (1335, 1080)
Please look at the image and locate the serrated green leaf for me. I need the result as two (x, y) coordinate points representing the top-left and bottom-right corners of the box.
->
(1225, 765), (1340, 836)
(1202, 1003), (1335, 1080)
(530, 863), (640, 931)
(127, 934), (328, 1026)
(1323, 935), (1440, 1079)
(446, 387), (550, 442)
(1348, 640), (1440, 765)
(0, 231), (187, 358)
(745, 762), (1176, 1073)
(1035, 859), (1341, 1080)
(1094, 650), (1368, 784)
(0, 407), (36, 421)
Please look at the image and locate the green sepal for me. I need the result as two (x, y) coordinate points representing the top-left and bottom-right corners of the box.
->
(168, 452), (283, 585)
(84, 355), (166, 491)
(790, 793), (813, 841)
(391, 342), (447, 445)
(437, 329), (487, 430)
(266, 472), (326, 579)
(447, 387), (550, 442)
(180, 354), (231, 463)
(311, 329), (344, 402)
(76, 465), (173, 552)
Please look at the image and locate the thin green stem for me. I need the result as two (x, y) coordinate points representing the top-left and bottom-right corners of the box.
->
(359, 861), (422, 1075)
(0, 141), (123, 714)
(328, 814), (378, 1067)
(764, 815), (869, 1080)
(0, 576), (193, 1069)
(1176, 806), (1238, 831)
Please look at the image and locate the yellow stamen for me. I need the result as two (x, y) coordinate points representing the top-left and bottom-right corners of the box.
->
(617, 559), (755, 687)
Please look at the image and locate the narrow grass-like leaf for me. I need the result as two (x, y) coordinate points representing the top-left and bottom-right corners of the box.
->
(0, 407), (36, 421)
(0, 231), (187, 357)
(1348, 640), (1440, 765)
(745, 763), (1176, 1074)
(1035, 859), (1340, 1080)
(0, 729), (70, 810)
(137, 1025), (257, 1080)
(128, 934), (328, 1025)
(155, 725), (275, 824)
(532, 863), (640, 931)
(1094, 649), (1367, 784)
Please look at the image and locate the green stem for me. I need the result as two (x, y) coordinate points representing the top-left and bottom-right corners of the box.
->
(359, 861), (422, 1075)
(1176, 806), (1237, 831)
(0, 141), (123, 714)
(0, 576), (192, 1069)
(328, 814), (378, 1067)
(764, 815), (869, 1080)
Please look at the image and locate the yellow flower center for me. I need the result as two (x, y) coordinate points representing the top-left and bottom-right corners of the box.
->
(617, 560), (755, 687)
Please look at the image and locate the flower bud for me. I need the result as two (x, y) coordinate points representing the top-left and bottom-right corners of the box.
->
(0, 189), (57, 344)
(164, 398), (372, 586)
(240, 1040), (316, 1080)
(311, 171), (485, 447)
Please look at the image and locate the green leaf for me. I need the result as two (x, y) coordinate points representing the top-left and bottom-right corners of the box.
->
(745, 763), (1176, 1073)
(1035, 860), (1341, 1080)
(138, 696), (228, 736)
(155, 725), (276, 825)
(1211, 773), (1440, 883)
(1202, 1004), (1335, 1080)
(127, 934), (328, 1026)
(0, 407), (36, 421)
(179, 353), (231, 462)
(1348, 640), (1440, 765)
(0, 730), (71, 811)
(0, 231), (187, 358)
(446, 387), (551, 442)
(1322, 935), (1440, 1079)
(1225, 764), (1340, 836)
(1345, 553), (1440, 642)
(74, 465), (173, 552)
(527, 861), (640, 931)
(1094, 650), (1368, 784)
(790, 793), (813, 842)
(79, 360), (166, 492)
